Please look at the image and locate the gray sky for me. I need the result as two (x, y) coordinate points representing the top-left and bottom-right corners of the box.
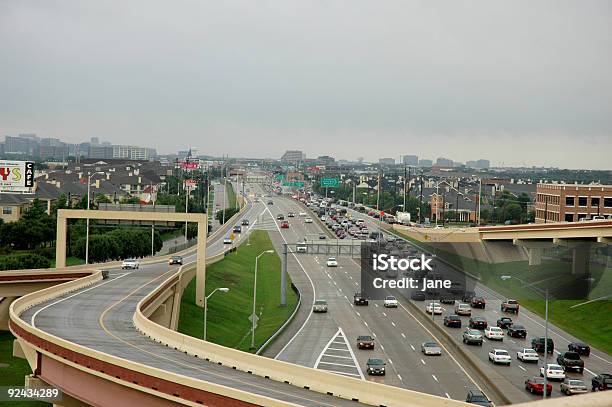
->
(1, 1), (611, 169)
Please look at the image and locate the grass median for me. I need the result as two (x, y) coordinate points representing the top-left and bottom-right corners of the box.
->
(226, 180), (237, 209)
(392, 229), (612, 355)
(178, 230), (298, 352)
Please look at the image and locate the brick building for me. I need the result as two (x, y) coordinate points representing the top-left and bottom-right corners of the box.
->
(535, 183), (612, 223)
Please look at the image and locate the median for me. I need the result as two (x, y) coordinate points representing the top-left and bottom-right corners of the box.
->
(178, 230), (299, 352)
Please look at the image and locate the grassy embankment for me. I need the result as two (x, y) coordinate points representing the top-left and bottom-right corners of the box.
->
(392, 229), (612, 355)
(178, 230), (298, 352)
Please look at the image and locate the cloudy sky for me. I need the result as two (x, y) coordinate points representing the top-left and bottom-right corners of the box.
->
(1, 1), (611, 169)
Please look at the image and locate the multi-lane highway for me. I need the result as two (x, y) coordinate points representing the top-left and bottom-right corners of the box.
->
(259, 195), (486, 402)
(16, 185), (372, 407)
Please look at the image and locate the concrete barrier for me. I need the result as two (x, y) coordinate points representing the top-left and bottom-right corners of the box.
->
(134, 263), (469, 407)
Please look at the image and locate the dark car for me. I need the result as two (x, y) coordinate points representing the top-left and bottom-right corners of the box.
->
(568, 342), (591, 357)
(465, 389), (494, 406)
(469, 317), (487, 330)
(496, 317), (513, 329)
(168, 255), (183, 265)
(531, 337), (554, 354)
(440, 295), (456, 305)
(287, 212), (295, 218)
(267, 200), (273, 205)
(592, 373), (612, 391)
(410, 291), (426, 301)
(241, 219), (250, 226)
(276, 214), (284, 220)
(557, 351), (584, 373)
(354, 292), (369, 306)
(507, 324), (527, 338)
(470, 296), (486, 309)
(357, 335), (375, 350)
(525, 376), (552, 396)
(366, 358), (386, 375)
(318, 233), (326, 240)
(444, 314), (462, 328)
(462, 291), (476, 302)
(233, 225), (242, 233)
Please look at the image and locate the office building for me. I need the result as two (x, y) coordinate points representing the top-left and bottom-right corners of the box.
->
(418, 159), (433, 167)
(466, 159), (490, 169)
(436, 157), (454, 167)
(379, 158), (396, 166)
(402, 155), (418, 165)
(113, 145), (156, 161)
(280, 150), (305, 163)
(535, 183), (612, 223)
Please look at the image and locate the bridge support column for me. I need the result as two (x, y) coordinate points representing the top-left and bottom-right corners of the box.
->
(55, 215), (67, 268)
(196, 221), (207, 307)
(553, 238), (593, 276)
(512, 239), (554, 266)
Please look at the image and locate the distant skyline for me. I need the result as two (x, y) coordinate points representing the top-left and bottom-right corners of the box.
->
(1, 1), (611, 170)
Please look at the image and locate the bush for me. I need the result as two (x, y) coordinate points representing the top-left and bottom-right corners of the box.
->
(33, 247), (55, 259)
(0, 254), (51, 271)
(216, 207), (239, 224)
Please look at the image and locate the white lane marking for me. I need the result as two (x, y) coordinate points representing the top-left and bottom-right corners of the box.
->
(374, 303), (379, 307)
(321, 354), (354, 360)
(380, 345), (385, 351)
(584, 367), (597, 377)
(388, 358), (394, 364)
(401, 333), (407, 339)
(432, 374), (438, 382)
(355, 312), (361, 317)
(314, 328), (365, 380)
(327, 348), (351, 352)
(445, 393), (451, 399)
(32, 273), (130, 328)
(382, 312), (387, 317)
(391, 322), (396, 327)
(410, 344), (416, 351)
(398, 374), (403, 381)
(364, 321), (368, 327)
(518, 365), (526, 372)
(318, 361), (358, 368)
(320, 369), (362, 377)
(421, 359), (426, 365)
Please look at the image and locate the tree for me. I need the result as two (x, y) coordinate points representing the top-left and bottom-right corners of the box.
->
(216, 207), (238, 224)
(95, 194), (111, 204)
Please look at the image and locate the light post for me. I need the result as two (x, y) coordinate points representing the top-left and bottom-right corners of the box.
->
(251, 250), (274, 349)
(500, 275), (550, 399)
(85, 171), (105, 264)
(203, 287), (230, 341)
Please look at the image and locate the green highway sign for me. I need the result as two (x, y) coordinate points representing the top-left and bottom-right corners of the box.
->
(283, 181), (305, 187)
(274, 174), (285, 181)
(320, 178), (339, 188)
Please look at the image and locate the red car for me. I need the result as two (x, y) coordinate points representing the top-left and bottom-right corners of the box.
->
(525, 376), (552, 396)
(280, 220), (289, 228)
(471, 297), (486, 309)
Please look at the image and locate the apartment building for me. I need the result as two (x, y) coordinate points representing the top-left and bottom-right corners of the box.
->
(535, 183), (612, 223)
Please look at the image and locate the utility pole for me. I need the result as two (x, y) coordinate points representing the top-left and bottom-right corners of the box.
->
(419, 172), (424, 224)
(185, 181), (189, 244)
(376, 170), (381, 211)
(544, 197), (548, 223)
(435, 181), (439, 227)
(456, 190), (460, 223)
(477, 179), (482, 226)
(403, 164), (407, 211)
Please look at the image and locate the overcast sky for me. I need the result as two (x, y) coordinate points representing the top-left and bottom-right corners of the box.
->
(1, 1), (611, 169)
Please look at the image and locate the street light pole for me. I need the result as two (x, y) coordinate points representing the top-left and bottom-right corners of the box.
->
(543, 288), (549, 399)
(251, 250), (274, 349)
(203, 287), (230, 341)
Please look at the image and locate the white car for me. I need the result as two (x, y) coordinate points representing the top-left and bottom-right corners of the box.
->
(326, 257), (338, 267)
(384, 296), (398, 308)
(517, 348), (539, 363)
(540, 364), (566, 381)
(426, 302), (443, 315)
(484, 327), (505, 341)
(223, 237), (233, 244)
(488, 349), (511, 365)
(121, 258), (139, 269)
(304, 217), (313, 223)
(312, 300), (328, 313)
(455, 303), (472, 316)
(299, 212), (307, 217)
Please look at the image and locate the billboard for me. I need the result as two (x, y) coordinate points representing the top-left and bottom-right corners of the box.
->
(184, 179), (197, 190)
(180, 159), (200, 170)
(0, 160), (35, 192)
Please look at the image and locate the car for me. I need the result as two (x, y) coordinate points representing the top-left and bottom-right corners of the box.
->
(465, 389), (494, 406)
(121, 258), (140, 269)
(462, 291), (476, 302)
(267, 200), (273, 205)
(426, 302), (443, 315)
(384, 296), (398, 308)
(296, 243), (307, 253)
(312, 300), (328, 313)
(287, 212), (295, 218)
(592, 373), (612, 391)
(557, 351), (584, 373)
(298, 212), (307, 217)
(488, 348), (511, 365)
(455, 303), (472, 316)
(568, 342), (591, 356)
(443, 314), (462, 328)
(440, 295), (455, 305)
(484, 327), (505, 340)
(517, 348), (539, 363)
(304, 217), (313, 223)
(421, 342), (442, 356)
(357, 335), (375, 350)
(354, 292), (369, 306)
(276, 214), (284, 220)
(318, 233), (326, 240)
(223, 237), (233, 244)
(469, 316), (487, 330)
(411, 291), (426, 301)
(501, 299), (519, 314)
(507, 324), (527, 338)
(168, 255), (183, 265)
(560, 378), (588, 395)
(462, 329), (483, 346)
(241, 219), (250, 226)
(524, 376), (552, 396)
(470, 296), (486, 309)
(540, 364), (565, 381)
(280, 220), (289, 228)
(366, 358), (386, 375)
(233, 225), (242, 233)
(496, 317), (513, 329)
(326, 257), (338, 267)
(531, 337), (554, 354)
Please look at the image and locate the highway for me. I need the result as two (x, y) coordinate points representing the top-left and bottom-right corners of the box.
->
(260, 195), (484, 402)
(339, 203), (612, 401)
(16, 184), (371, 407)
